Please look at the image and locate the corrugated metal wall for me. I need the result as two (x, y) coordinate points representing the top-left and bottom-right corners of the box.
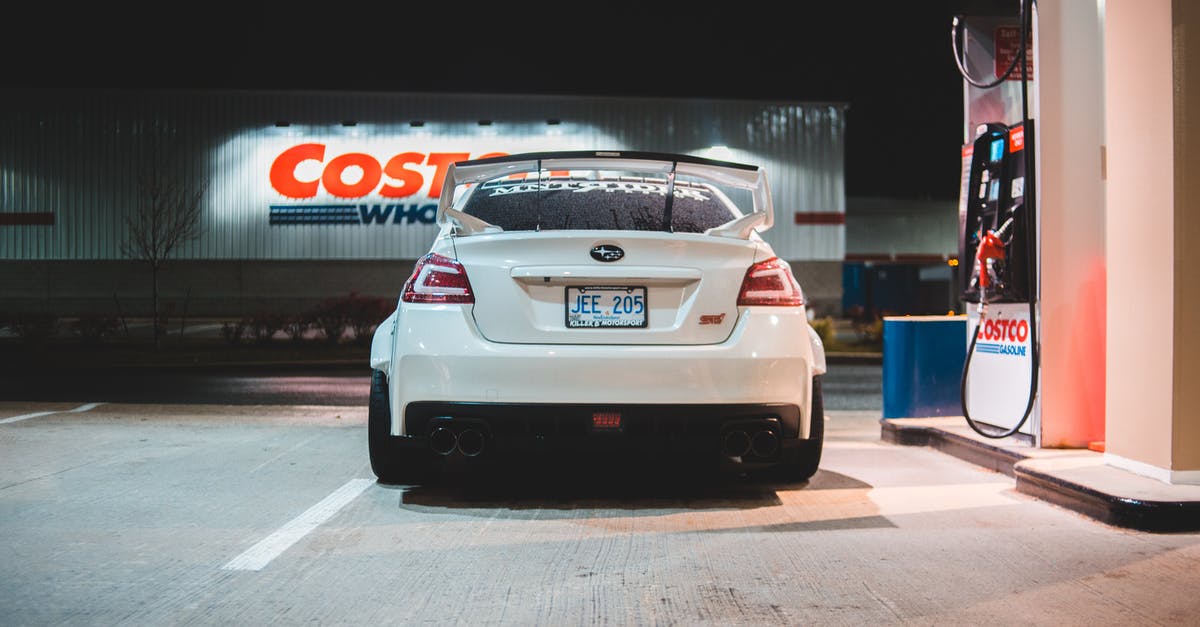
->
(1, 88), (845, 262)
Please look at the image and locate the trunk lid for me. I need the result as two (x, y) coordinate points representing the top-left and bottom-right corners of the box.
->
(454, 231), (761, 345)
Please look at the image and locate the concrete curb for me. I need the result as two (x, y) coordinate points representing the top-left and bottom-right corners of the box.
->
(881, 418), (1029, 477)
(881, 417), (1200, 533)
(1014, 463), (1200, 533)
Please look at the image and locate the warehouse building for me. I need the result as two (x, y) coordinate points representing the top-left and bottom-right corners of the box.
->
(1, 88), (847, 319)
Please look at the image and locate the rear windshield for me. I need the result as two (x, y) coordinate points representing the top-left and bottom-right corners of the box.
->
(457, 175), (739, 233)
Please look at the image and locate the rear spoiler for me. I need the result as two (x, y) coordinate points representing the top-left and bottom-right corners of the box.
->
(437, 150), (775, 238)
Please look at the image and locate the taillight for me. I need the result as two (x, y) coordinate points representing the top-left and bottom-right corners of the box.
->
(737, 257), (804, 306)
(402, 253), (474, 304)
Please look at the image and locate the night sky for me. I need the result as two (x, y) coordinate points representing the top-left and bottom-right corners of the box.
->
(3, 1), (1014, 201)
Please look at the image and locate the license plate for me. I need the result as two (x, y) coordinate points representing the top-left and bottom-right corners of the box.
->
(565, 286), (647, 328)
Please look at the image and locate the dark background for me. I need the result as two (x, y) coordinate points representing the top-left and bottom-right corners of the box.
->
(2, 1), (1017, 201)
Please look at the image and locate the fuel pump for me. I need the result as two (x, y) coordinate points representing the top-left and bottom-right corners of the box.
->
(952, 0), (1040, 439)
(960, 122), (1033, 306)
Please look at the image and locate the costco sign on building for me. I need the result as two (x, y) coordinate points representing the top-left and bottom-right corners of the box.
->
(267, 143), (507, 226)
(1, 90), (844, 315)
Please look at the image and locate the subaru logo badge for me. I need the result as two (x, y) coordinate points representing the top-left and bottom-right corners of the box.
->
(590, 245), (624, 262)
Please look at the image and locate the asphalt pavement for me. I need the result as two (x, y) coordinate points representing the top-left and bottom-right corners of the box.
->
(2, 400), (1198, 624)
(6, 333), (1194, 533)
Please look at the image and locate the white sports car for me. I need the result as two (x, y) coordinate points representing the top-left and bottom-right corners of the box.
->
(368, 150), (826, 484)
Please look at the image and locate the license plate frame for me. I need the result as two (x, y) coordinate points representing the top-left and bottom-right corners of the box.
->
(565, 286), (648, 329)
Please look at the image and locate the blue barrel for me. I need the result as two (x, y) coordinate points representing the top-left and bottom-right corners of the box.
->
(882, 315), (968, 419)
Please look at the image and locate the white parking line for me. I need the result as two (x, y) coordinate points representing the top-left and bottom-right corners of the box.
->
(222, 478), (373, 572)
(0, 402), (105, 425)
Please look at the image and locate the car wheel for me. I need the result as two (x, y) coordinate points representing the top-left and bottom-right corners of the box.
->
(368, 369), (435, 485)
(760, 375), (825, 483)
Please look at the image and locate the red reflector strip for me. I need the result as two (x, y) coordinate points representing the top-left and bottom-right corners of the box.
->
(592, 411), (621, 429)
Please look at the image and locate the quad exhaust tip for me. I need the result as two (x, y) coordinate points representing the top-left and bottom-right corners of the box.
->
(457, 428), (486, 457)
(722, 430), (752, 458)
(751, 429), (779, 457)
(429, 422), (488, 457)
(429, 426), (458, 456)
(722, 426), (780, 459)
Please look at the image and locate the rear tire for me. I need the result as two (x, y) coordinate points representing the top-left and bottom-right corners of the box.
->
(760, 375), (825, 483)
(368, 369), (435, 485)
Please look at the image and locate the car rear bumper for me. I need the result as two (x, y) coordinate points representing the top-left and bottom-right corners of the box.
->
(400, 401), (807, 468)
(387, 305), (815, 438)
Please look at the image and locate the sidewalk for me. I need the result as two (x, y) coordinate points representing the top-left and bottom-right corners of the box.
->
(882, 416), (1200, 532)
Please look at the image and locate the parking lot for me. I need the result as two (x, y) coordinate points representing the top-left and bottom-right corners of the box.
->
(3, 372), (1199, 625)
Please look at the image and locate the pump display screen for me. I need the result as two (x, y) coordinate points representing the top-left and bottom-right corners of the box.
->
(989, 138), (1005, 162)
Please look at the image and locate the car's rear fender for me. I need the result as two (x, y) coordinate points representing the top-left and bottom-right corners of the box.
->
(369, 310), (397, 373)
(808, 324), (827, 376)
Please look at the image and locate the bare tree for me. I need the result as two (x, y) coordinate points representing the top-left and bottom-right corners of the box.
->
(122, 166), (206, 349)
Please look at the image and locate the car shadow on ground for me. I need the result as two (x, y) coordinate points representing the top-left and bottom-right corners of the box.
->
(388, 455), (874, 518)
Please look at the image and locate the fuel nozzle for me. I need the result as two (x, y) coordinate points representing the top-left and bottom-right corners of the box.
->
(975, 229), (1006, 289)
(975, 210), (1018, 289)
